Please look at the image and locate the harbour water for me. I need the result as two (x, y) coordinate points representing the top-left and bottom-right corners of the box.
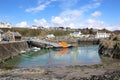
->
(0, 45), (101, 68)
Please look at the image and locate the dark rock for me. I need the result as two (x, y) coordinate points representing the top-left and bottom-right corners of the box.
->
(98, 41), (120, 59)
(80, 71), (120, 80)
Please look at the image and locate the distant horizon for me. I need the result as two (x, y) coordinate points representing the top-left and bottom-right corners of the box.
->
(0, 0), (120, 30)
(0, 23), (119, 31)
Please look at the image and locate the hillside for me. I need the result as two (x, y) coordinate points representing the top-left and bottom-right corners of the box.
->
(0, 28), (73, 37)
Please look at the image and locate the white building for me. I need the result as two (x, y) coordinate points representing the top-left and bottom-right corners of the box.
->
(95, 32), (110, 39)
(0, 22), (12, 28)
(70, 32), (82, 37)
(46, 34), (55, 38)
(31, 25), (38, 29)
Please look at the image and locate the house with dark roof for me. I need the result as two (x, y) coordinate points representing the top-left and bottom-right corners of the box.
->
(2, 31), (22, 41)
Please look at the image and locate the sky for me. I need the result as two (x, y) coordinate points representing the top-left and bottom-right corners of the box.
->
(0, 0), (120, 30)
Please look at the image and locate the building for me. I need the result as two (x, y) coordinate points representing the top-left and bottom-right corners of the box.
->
(95, 32), (110, 39)
(31, 25), (38, 29)
(70, 31), (82, 37)
(0, 22), (12, 28)
(46, 34), (55, 38)
(0, 29), (4, 41)
(2, 31), (22, 41)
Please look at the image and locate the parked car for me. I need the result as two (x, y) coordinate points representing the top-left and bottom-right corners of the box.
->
(2, 37), (9, 42)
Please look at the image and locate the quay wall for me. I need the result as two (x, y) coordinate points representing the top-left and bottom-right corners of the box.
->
(78, 39), (100, 45)
(30, 41), (47, 48)
(0, 41), (29, 62)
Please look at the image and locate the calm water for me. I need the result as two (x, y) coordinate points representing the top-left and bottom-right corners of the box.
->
(0, 45), (101, 68)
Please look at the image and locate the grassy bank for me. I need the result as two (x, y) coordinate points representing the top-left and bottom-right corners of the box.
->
(0, 28), (73, 37)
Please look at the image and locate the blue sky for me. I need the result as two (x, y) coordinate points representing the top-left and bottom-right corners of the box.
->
(0, 0), (120, 30)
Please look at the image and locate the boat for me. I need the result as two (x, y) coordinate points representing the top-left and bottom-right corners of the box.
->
(59, 42), (72, 48)
(32, 47), (41, 52)
(53, 42), (73, 50)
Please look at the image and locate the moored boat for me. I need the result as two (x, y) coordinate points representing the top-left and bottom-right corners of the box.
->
(53, 42), (73, 50)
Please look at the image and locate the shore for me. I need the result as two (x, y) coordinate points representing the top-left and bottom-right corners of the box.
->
(0, 56), (120, 80)
(0, 36), (120, 80)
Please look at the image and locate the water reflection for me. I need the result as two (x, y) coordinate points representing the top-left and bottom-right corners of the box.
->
(0, 45), (101, 68)
(73, 48), (79, 62)
(58, 49), (70, 55)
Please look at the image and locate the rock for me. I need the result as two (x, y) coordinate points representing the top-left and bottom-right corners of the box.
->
(98, 40), (120, 59)
(80, 71), (120, 80)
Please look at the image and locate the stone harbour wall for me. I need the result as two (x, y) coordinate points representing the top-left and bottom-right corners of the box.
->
(0, 41), (29, 62)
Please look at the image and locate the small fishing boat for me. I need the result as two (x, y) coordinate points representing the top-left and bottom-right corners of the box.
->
(54, 42), (73, 50)
(58, 42), (72, 48)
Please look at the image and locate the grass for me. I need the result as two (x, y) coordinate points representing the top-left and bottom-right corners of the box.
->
(0, 28), (73, 37)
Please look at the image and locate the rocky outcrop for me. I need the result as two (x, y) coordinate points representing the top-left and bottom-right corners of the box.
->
(99, 40), (120, 59)
(0, 41), (28, 62)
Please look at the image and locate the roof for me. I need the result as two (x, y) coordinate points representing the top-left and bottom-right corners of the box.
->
(4, 31), (21, 37)
(13, 32), (21, 37)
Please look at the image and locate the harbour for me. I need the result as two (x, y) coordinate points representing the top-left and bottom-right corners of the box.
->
(0, 0), (120, 79)
(0, 45), (101, 69)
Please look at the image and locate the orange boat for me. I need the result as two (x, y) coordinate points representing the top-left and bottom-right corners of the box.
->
(53, 42), (73, 50)
(58, 42), (71, 48)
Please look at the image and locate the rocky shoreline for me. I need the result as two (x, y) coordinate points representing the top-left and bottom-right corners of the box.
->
(98, 34), (120, 59)
(1, 36), (120, 80)
(0, 59), (120, 80)
(0, 68), (120, 80)
(99, 42), (120, 58)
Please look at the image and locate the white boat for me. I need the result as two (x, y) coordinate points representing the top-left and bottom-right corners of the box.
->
(20, 50), (26, 54)
(32, 47), (41, 51)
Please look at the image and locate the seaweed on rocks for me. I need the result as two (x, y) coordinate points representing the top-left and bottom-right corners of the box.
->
(98, 40), (120, 59)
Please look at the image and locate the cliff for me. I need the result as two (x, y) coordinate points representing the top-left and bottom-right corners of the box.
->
(0, 41), (29, 62)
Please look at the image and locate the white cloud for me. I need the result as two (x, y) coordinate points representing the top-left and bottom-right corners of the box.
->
(25, 0), (103, 28)
(75, 18), (103, 29)
(26, 0), (58, 13)
(26, 1), (50, 13)
(68, 23), (77, 28)
(61, 10), (82, 21)
(86, 19), (104, 24)
(33, 18), (48, 27)
(83, 19), (105, 29)
(50, 0), (102, 28)
(78, 18), (120, 31)
(37, 0), (44, 4)
(51, 16), (65, 25)
(80, 2), (101, 12)
(107, 24), (120, 31)
(51, 9), (82, 26)
(26, 5), (46, 12)
(15, 21), (28, 27)
(59, 0), (79, 9)
(24, 0), (117, 30)
(91, 11), (102, 17)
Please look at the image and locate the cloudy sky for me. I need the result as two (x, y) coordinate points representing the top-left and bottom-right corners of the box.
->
(0, 0), (120, 30)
